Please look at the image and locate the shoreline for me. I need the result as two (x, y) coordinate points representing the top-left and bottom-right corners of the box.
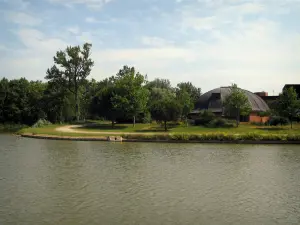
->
(20, 133), (300, 144)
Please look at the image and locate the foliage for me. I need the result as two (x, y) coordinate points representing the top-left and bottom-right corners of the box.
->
(145, 78), (173, 91)
(111, 66), (149, 126)
(45, 43), (94, 121)
(269, 116), (289, 126)
(0, 124), (28, 133)
(176, 82), (201, 106)
(142, 111), (152, 124)
(194, 110), (215, 125)
(176, 89), (194, 125)
(32, 119), (52, 128)
(91, 79), (121, 127)
(223, 84), (252, 127)
(206, 118), (235, 128)
(150, 94), (182, 131)
(275, 87), (300, 128)
(121, 133), (300, 142)
(0, 78), (46, 125)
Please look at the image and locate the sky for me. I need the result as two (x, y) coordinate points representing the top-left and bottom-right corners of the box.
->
(0, 0), (300, 94)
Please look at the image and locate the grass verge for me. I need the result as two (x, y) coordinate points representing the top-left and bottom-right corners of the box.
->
(17, 122), (300, 142)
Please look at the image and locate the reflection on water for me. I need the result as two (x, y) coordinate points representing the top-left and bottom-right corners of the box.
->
(0, 134), (300, 225)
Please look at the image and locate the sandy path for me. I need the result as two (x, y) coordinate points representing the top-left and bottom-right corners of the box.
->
(55, 125), (162, 135)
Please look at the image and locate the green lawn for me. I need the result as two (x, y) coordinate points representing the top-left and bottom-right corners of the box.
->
(21, 122), (300, 136)
(17, 122), (300, 141)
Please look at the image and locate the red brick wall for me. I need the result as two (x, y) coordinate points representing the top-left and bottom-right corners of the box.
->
(249, 112), (269, 123)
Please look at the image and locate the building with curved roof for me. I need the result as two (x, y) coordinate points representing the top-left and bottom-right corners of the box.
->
(190, 86), (270, 123)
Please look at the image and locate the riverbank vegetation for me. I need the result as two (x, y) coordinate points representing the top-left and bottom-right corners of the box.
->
(19, 124), (300, 142)
(1, 43), (300, 137)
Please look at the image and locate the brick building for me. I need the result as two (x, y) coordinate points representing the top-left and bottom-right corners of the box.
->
(189, 86), (270, 123)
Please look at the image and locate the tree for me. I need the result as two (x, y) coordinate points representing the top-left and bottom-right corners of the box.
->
(42, 81), (74, 123)
(223, 84), (251, 127)
(176, 82), (201, 106)
(111, 66), (149, 127)
(150, 94), (181, 131)
(90, 77), (122, 127)
(176, 89), (194, 126)
(0, 78), (9, 122)
(45, 43), (94, 121)
(145, 78), (173, 91)
(276, 87), (300, 128)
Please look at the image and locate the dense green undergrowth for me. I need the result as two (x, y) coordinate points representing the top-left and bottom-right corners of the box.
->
(0, 124), (28, 133)
(122, 133), (300, 141)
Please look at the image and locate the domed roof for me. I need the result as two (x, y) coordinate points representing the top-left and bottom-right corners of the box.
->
(194, 86), (269, 113)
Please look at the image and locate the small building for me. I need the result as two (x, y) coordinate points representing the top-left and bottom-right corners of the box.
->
(189, 86), (270, 123)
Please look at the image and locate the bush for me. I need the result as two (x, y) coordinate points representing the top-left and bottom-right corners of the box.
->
(194, 110), (215, 125)
(32, 119), (52, 128)
(206, 118), (235, 128)
(0, 124), (28, 133)
(142, 111), (152, 124)
(121, 133), (300, 142)
(269, 116), (289, 126)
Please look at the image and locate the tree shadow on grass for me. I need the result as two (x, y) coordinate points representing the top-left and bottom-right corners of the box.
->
(77, 124), (128, 130)
(255, 127), (287, 131)
(135, 125), (178, 133)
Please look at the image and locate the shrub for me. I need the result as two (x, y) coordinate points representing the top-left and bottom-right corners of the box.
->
(206, 118), (235, 128)
(194, 110), (215, 125)
(0, 124), (28, 133)
(142, 111), (152, 124)
(32, 119), (52, 128)
(121, 133), (300, 142)
(269, 116), (289, 126)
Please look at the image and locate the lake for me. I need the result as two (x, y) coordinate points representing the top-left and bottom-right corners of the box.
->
(1, 134), (300, 225)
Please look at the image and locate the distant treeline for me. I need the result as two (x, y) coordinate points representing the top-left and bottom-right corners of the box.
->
(0, 66), (201, 127)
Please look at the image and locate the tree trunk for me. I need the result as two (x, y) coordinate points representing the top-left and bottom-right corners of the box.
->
(111, 120), (115, 128)
(133, 115), (135, 127)
(75, 87), (79, 122)
(164, 120), (167, 131)
(186, 118), (188, 127)
(291, 118), (293, 129)
(236, 109), (240, 127)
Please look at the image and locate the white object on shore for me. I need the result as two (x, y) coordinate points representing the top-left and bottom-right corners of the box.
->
(107, 136), (123, 142)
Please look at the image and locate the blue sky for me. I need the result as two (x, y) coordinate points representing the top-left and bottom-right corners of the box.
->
(0, 0), (300, 94)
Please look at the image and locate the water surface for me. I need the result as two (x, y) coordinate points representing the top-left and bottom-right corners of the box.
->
(0, 134), (300, 225)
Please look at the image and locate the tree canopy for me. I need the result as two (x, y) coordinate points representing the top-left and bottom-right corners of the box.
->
(276, 87), (300, 128)
(223, 84), (252, 127)
(46, 43), (94, 121)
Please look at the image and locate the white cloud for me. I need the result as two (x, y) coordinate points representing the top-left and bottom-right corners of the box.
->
(1, 0), (300, 95)
(48, 0), (113, 9)
(67, 26), (80, 34)
(140, 36), (173, 47)
(5, 11), (42, 26)
(85, 17), (99, 23)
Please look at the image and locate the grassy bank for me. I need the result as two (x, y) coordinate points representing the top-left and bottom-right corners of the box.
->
(74, 122), (300, 135)
(18, 122), (300, 142)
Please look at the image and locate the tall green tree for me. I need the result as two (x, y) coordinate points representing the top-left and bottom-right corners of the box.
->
(145, 78), (173, 91)
(176, 82), (201, 106)
(42, 81), (74, 123)
(91, 77), (122, 127)
(223, 84), (251, 127)
(45, 43), (94, 121)
(276, 87), (300, 128)
(176, 89), (193, 126)
(0, 78), (9, 122)
(111, 66), (149, 127)
(150, 92), (181, 131)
